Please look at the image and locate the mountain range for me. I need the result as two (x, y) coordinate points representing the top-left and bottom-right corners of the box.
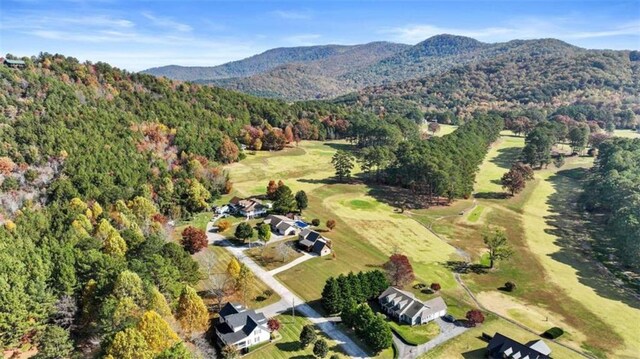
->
(143, 34), (640, 105)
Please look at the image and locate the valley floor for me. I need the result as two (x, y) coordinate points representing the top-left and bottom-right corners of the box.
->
(204, 136), (639, 358)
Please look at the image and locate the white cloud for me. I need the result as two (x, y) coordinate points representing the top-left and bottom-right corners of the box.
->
(382, 18), (640, 45)
(271, 10), (312, 20)
(141, 12), (192, 32)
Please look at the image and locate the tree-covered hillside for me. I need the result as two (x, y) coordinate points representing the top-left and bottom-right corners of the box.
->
(0, 53), (348, 357)
(344, 44), (640, 125)
(144, 42), (409, 82)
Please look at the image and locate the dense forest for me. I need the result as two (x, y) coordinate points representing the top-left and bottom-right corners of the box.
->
(0, 53), (353, 357)
(582, 138), (640, 273)
(344, 43), (640, 126)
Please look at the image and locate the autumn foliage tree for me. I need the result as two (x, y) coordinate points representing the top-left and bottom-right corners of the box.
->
(266, 180), (279, 199)
(267, 318), (281, 333)
(136, 310), (179, 354)
(218, 136), (240, 164)
(326, 219), (336, 231)
(465, 309), (485, 327)
(383, 253), (415, 288)
(181, 226), (208, 254)
(175, 286), (209, 336)
(0, 157), (16, 175)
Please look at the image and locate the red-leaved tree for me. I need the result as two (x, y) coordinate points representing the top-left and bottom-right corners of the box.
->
(383, 253), (415, 288)
(267, 318), (281, 333)
(181, 226), (208, 254)
(430, 283), (441, 292)
(465, 309), (485, 327)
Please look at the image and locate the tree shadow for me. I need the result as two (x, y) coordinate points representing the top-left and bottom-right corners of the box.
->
(490, 146), (522, 170)
(474, 192), (508, 200)
(275, 341), (302, 352)
(545, 168), (640, 308)
(322, 142), (356, 152)
(366, 184), (452, 210)
(443, 261), (488, 274)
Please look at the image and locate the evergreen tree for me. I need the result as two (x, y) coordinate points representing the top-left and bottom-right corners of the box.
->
(33, 325), (74, 359)
(313, 339), (329, 358)
(299, 324), (317, 348)
(331, 150), (354, 182)
(295, 190), (309, 213)
(273, 184), (297, 214)
(321, 277), (342, 314)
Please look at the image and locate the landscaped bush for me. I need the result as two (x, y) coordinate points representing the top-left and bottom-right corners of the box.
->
(504, 281), (516, 292)
(430, 283), (441, 292)
(544, 327), (564, 339)
(311, 219), (320, 226)
(413, 283), (426, 289)
(217, 220), (231, 232)
(465, 309), (485, 327)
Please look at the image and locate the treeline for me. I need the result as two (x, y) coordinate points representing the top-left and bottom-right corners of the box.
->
(387, 114), (503, 200)
(321, 271), (392, 353)
(581, 138), (640, 271)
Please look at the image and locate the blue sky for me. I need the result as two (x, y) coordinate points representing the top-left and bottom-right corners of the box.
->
(1, 0), (639, 71)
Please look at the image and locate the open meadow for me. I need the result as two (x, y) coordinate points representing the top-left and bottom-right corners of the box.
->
(409, 131), (640, 358)
(215, 132), (640, 358)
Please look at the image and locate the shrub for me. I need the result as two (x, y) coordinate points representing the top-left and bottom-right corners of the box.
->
(299, 325), (317, 348)
(217, 220), (231, 232)
(263, 289), (273, 298)
(504, 281), (516, 292)
(326, 219), (336, 231)
(313, 339), (329, 358)
(311, 218), (320, 226)
(544, 327), (564, 339)
(24, 169), (38, 183)
(181, 226), (208, 254)
(413, 283), (426, 289)
(430, 283), (441, 292)
(465, 310), (485, 327)
(267, 318), (281, 332)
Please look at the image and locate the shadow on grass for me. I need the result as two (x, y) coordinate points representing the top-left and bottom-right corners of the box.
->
(545, 168), (640, 307)
(462, 348), (487, 358)
(443, 261), (488, 274)
(322, 142), (356, 152)
(366, 184), (453, 210)
(275, 341), (302, 352)
(490, 146), (523, 170)
(474, 192), (509, 200)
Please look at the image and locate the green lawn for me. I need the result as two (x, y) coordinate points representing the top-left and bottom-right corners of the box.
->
(245, 313), (347, 359)
(474, 131), (525, 195)
(388, 320), (439, 345)
(466, 205), (484, 222)
(420, 316), (585, 359)
(422, 123), (458, 137)
(613, 129), (640, 138)
(246, 238), (304, 271)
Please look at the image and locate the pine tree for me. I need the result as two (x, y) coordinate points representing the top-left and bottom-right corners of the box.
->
(273, 184), (296, 214)
(295, 190), (308, 213)
(299, 325), (317, 348)
(331, 150), (354, 182)
(321, 277), (342, 314)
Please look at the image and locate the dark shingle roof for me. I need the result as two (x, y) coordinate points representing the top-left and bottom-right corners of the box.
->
(216, 304), (267, 345)
(487, 333), (550, 359)
(219, 302), (243, 317)
(312, 239), (328, 254)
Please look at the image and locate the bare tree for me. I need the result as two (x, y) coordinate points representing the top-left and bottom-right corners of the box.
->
(276, 241), (292, 262)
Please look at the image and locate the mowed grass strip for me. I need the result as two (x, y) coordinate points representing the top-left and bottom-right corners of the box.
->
(474, 131), (525, 195)
(388, 320), (439, 345)
(419, 316), (585, 359)
(245, 313), (347, 359)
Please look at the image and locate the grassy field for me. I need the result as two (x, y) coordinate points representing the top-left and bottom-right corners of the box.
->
(245, 313), (346, 359)
(409, 131), (640, 357)
(613, 129), (640, 138)
(421, 123), (458, 137)
(419, 316), (585, 359)
(388, 320), (439, 345)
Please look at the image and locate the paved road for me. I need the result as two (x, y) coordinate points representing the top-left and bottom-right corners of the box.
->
(393, 318), (468, 359)
(206, 221), (369, 358)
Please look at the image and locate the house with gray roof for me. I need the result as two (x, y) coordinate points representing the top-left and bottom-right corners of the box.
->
(3, 59), (26, 68)
(297, 228), (331, 256)
(378, 286), (447, 326)
(229, 196), (268, 218)
(486, 332), (551, 359)
(215, 302), (270, 351)
(264, 214), (299, 236)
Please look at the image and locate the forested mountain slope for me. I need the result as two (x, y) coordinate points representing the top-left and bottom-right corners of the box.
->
(0, 53), (348, 357)
(340, 43), (640, 123)
(144, 41), (409, 82)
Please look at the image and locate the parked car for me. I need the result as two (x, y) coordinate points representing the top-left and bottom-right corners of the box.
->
(443, 314), (456, 322)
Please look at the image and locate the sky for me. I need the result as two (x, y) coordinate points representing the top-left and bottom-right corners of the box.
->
(1, 0), (639, 71)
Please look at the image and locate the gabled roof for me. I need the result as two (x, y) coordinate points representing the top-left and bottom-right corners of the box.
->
(266, 214), (290, 226)
(4, 59), (25, 65)
(487, 333), (550, 359)
(216, 302), (268, 345)
(526, 340), (552, 356)
(312, 238), (328, 253)
(378, 286), (447, 320)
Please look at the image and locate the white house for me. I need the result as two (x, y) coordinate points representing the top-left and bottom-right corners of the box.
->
(378, 286), (447, 326)
(215, 302), (270, 351)
(229, 197), (268, 218)
(264, 214), (299, 236)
